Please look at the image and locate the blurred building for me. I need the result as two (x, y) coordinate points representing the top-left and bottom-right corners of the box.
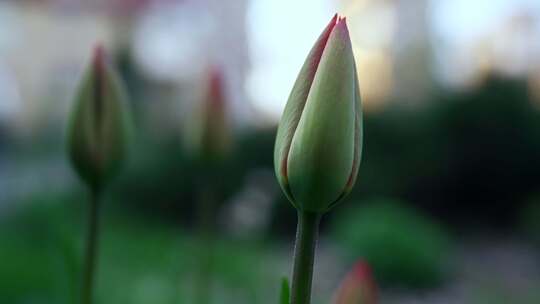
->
(0, 1), (115, 135)
(0, 0), (252, 138)
(392, 0), (433, 105)
(430, 0), (540, 93)
(132, 0), (250, 131)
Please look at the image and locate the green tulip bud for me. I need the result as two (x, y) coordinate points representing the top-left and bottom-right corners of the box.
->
(274, 15), (363, 213)
(67, 45), (132, 191)
(185, 67), (232, 164)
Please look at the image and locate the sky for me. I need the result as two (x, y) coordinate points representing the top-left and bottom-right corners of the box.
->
(246, 0), (336, 118)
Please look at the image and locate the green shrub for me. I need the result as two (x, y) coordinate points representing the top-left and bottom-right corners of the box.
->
(331, 197), (453, 288)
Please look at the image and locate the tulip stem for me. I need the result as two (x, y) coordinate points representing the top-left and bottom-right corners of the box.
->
(290, 211), (321, 304)
(81, 188), (101, 304)
(195, 185), (216, 304)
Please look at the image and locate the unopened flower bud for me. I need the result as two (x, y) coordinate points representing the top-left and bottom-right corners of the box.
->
(274, 15), (362, 213)
(67, 45), (132, 190)
(185, 67), (231, 163)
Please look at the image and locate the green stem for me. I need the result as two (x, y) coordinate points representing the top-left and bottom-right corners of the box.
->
(290, 211), (322, 304)
(81, 189), (101, 304)
(195, 184), (216, 304)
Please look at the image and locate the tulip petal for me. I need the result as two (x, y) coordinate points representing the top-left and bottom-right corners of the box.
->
(274, 14), (338, 203)
(327, 61), (363, 211)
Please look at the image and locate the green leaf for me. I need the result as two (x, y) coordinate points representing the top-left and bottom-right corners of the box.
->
(279, 277), (290, 304)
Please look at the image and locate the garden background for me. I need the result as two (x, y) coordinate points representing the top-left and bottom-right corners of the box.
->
(0, 0), (539, 303)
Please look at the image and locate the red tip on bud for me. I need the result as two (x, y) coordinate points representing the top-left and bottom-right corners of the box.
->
(92, 43), (107, 73)
(309, 14), (339, 72)
(353, 260), (371, 277)
(333, 260), (378, 304)
(93, 43), (105, 59)
(334, 15), (350, 42)
(208, 66), (225, 111)
(184, 65), (232, 162)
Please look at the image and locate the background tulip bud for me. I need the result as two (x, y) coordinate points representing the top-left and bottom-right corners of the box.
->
(274, 15), (362, 213)
(67, 45), (132, 190)
(333, 260), (378, 304)
(185, 67), (232, 163)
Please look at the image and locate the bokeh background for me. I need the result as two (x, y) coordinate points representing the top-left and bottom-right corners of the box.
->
(1, 0), (540, 303)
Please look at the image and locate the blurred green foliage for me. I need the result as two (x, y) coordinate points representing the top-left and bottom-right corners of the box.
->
(112, 128), (277, 226)
(353, 76), (540, 228)
(331, 197), (453, 288)
(6, 75), (538, 231)
(2, 69), (540, 303)
(107, 76), (540, 231)
(0, 191), (81, 303)
(0, 192), (271, 304)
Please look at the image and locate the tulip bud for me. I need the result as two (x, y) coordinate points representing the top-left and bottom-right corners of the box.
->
(333, 260), (378, 304)
(185, 67), (231, 163)
(67, 45), (132, 190)
(274, 15), (362, 213)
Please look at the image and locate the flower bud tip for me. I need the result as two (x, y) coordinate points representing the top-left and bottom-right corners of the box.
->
(92, 43), (106, 71)
(333, 260), (378, 304)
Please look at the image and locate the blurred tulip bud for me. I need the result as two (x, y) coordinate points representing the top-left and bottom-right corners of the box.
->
(333, 260), (378, 304)
(185, 67), (231, 163)
(274, 15), (362, 213)
(67, 45), (132, 191)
